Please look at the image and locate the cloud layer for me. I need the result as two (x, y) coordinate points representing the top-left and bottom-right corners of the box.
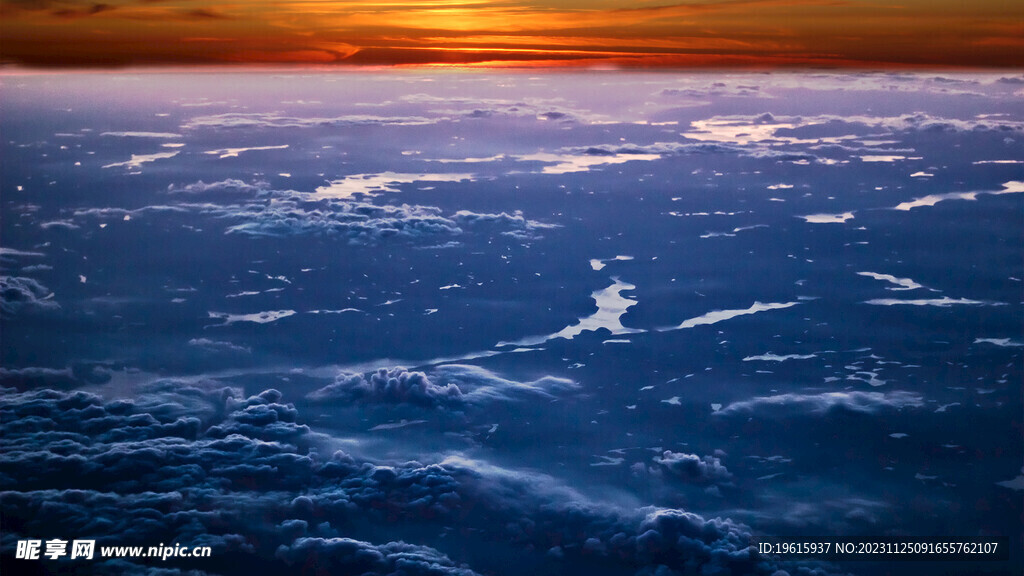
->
(0, 384), (828, 575)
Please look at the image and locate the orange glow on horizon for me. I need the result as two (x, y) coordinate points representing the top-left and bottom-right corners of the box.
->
(0, 0), (1021, 69)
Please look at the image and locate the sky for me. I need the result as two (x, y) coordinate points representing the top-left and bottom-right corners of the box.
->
(1, 0), (1022, 69)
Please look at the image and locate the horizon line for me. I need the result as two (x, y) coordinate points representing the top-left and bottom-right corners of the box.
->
(3, 62), (1023, 75)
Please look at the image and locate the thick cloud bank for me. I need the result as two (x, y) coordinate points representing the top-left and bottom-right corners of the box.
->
(0, 385), (831, 576)
(275, 538), (481, 576)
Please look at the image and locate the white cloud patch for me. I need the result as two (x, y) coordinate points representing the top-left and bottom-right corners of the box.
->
(996, 469), (1024, 491)
(102, 151), (180, 170)
(501, 277), (641, 346)
(207, 309), (296, 326)
(167, 179), (267, 195)
(798, 212), (855, 224)
(684, 112), (1024, 148)
(682, 115), (813, 146)
(894, 191), (981, 211)
(974, 338), (1024, 347)
(101, 131), (183, 138)
(590, 255), (633, 271)
(891, 181), (1024, 211)
(39, 220), (79, 230)
(426, 147), (665, 174)
(660, 301), (799, 331)
(700, 224), (768, 238)
(315, 172), (474, 200)
(860, 155), (910, 162)
(516, 152), (662, 175)
(857, 272), (935, 292)
(204, 145), (289, 159)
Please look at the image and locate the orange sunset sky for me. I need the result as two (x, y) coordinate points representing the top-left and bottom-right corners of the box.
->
(1, 0), (1022, 69)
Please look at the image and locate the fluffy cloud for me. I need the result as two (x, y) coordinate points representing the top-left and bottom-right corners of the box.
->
(308, 368), (464, 407)
(0, 275), (59, 316)
(653, 451), (733, 484)
(167, 179), (269, 196)
(215, 199), (553, 243)
(451, 209), (556, 234)
(66, 177), (555, 246)
(307, 364), (578, 407)
(217, 201), (462, 243)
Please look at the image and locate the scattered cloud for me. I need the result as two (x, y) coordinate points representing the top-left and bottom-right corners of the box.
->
(101, 131), (183, 139)
(208, 309), (296, 325)
(716, 391), (924, 417)
(183, 113), (437, 130)
(863, 297), (1004, 307)
(660, 301), (800, 331)
(188, 338), (252, 355)
(102, 150), (180, 170)
(204, 144), (289, 159)
(742, 353), (816, 362)
(167, 178), (268, 195)
(503, 277), (642, 346)
(891, 180), (1024, 211)
(798, 212), (855, 224)
(315, 172), (474, 200)
(857, 272), (934, 292)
